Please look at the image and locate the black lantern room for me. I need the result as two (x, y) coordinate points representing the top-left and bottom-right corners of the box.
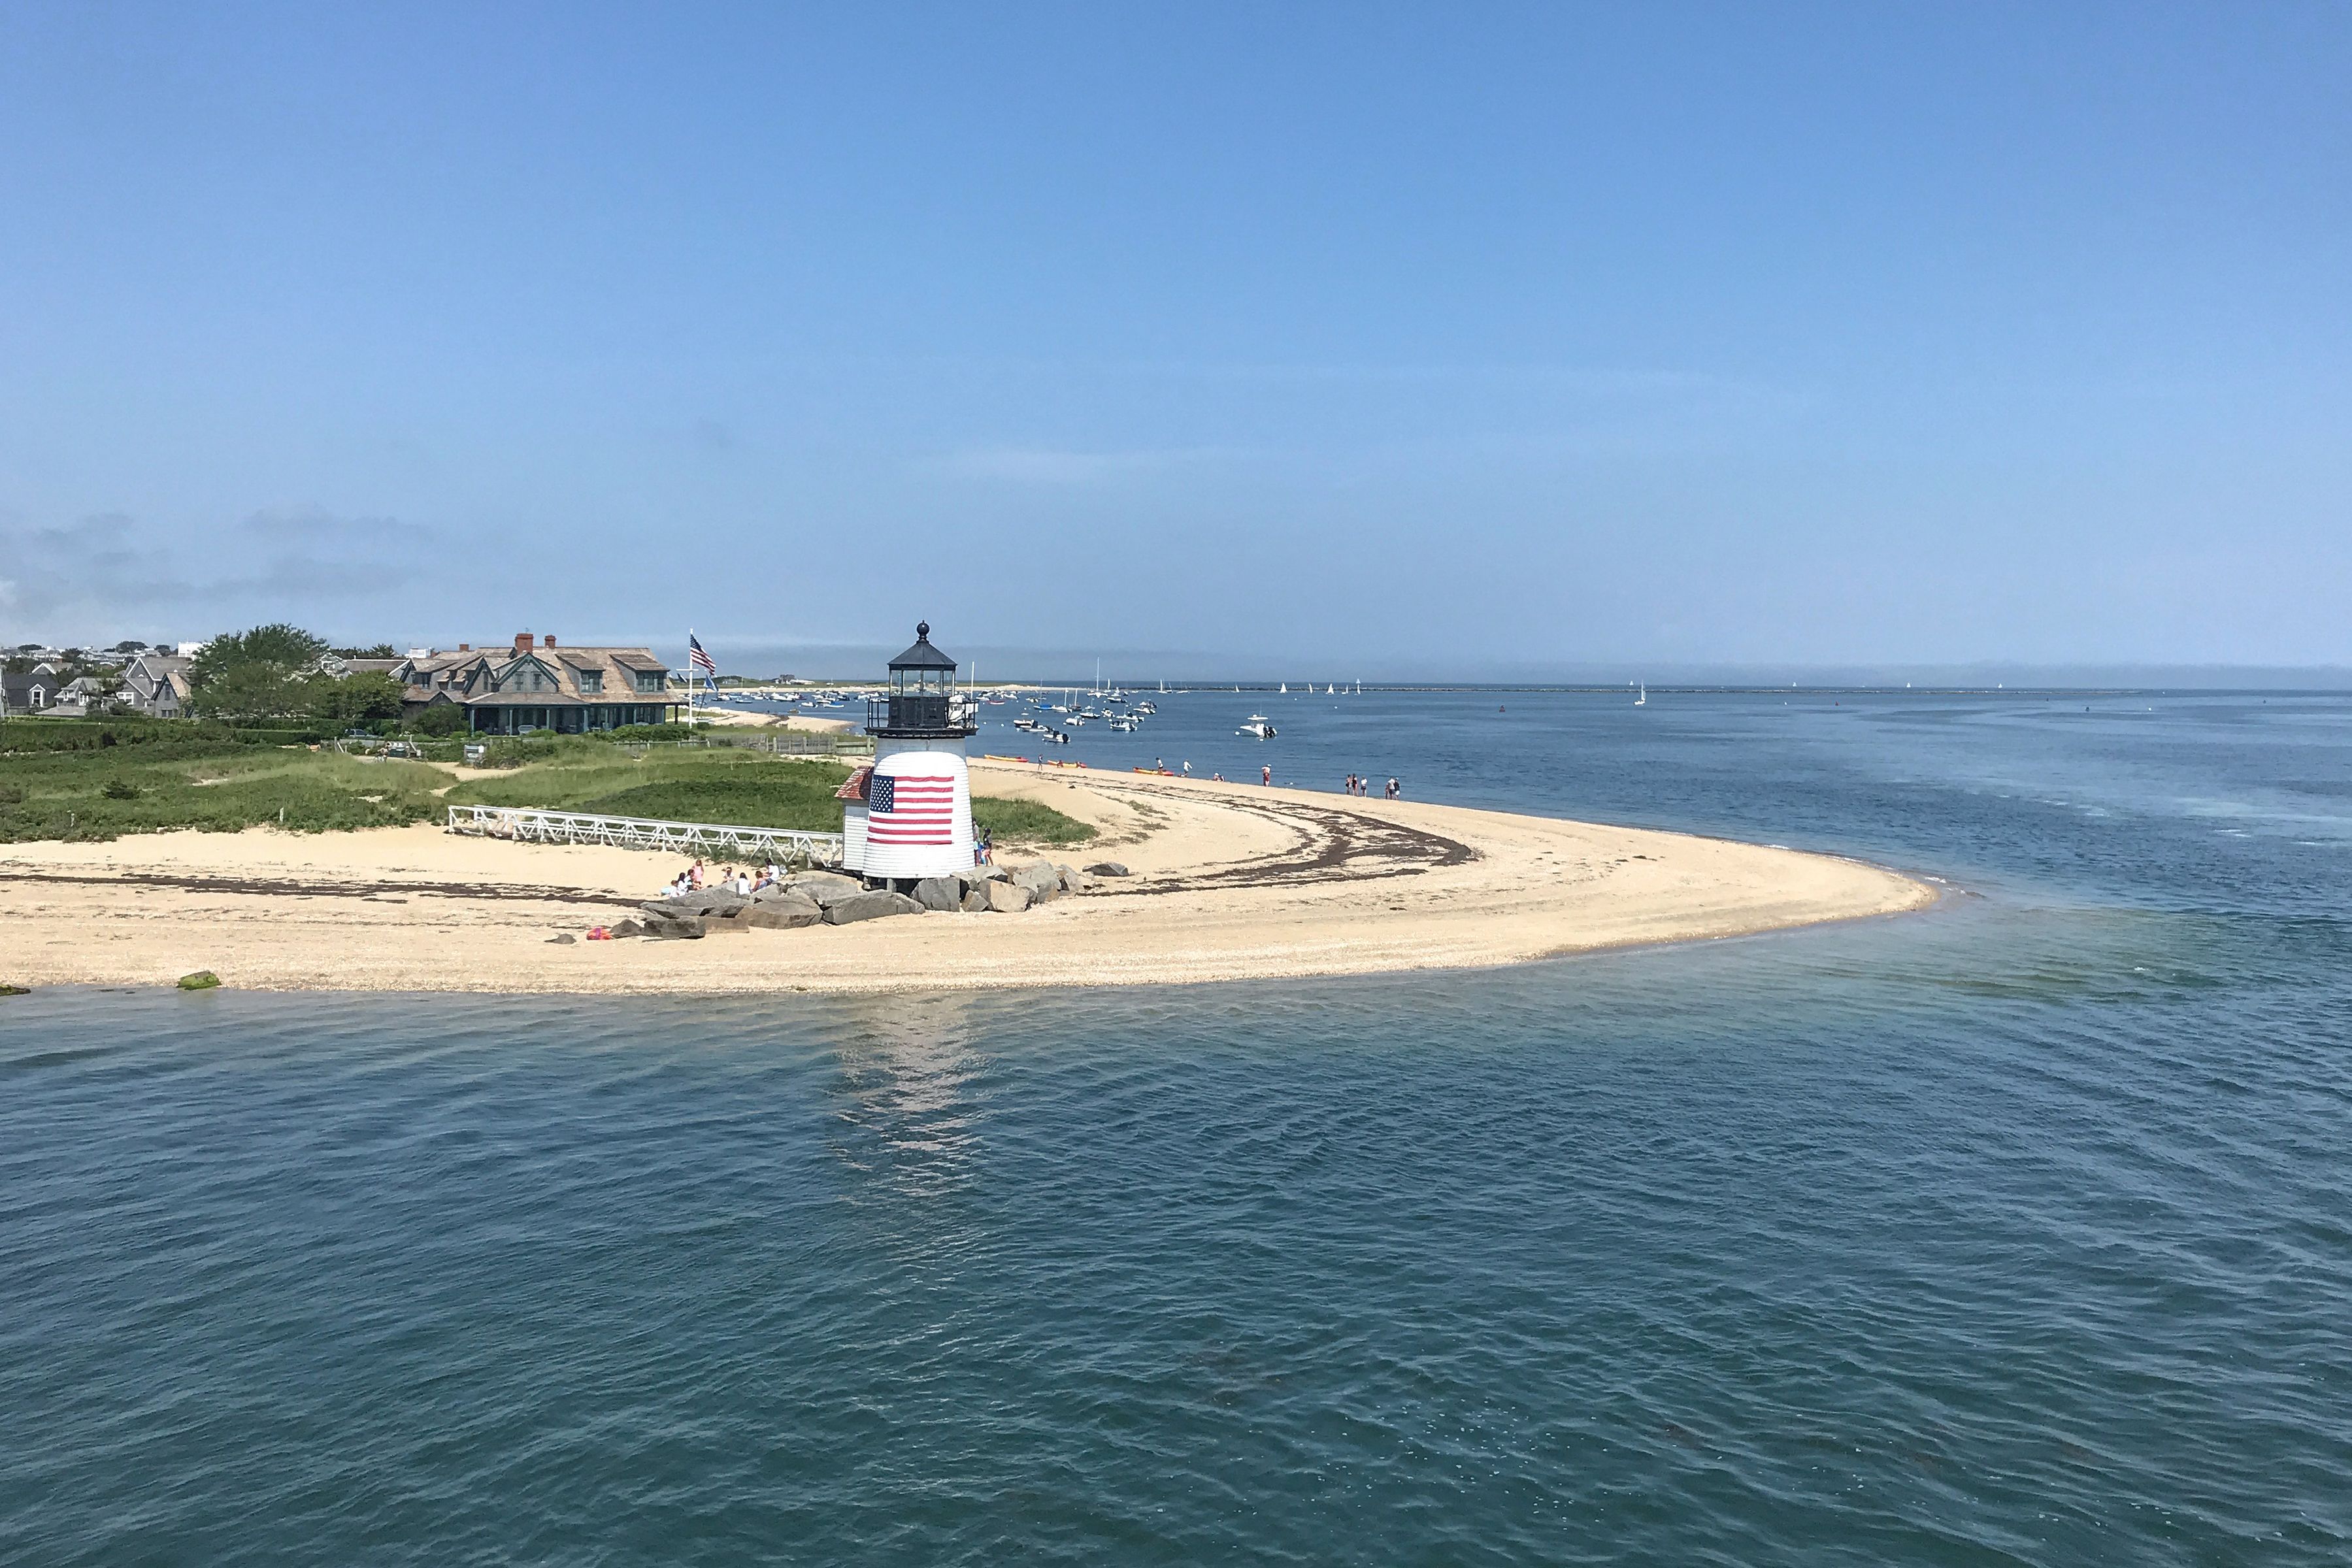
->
(868, 621), (975, 738)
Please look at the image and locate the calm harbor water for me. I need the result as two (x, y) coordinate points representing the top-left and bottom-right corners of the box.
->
(5, 691), (2349, 1564)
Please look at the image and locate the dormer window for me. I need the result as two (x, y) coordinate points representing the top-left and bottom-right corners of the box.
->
(576, 669), (603, 694)
(633, 669), (664, 694)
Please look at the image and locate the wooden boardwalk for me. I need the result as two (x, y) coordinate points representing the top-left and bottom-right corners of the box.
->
(446, 805), (844, 865)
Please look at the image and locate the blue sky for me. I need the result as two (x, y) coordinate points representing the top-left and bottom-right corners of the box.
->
(2, 2), (2347, 676)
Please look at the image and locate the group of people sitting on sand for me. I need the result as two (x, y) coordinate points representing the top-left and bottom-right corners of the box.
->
(1343, 774), (1402, 800)
(659, 859), (788, 900)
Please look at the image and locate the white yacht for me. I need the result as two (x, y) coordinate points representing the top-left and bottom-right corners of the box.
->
(1237, 715), (1277, 739)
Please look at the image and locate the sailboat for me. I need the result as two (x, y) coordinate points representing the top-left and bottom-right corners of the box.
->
(1279, 682), (1287, 693)
(1634, 683), (1648, 707)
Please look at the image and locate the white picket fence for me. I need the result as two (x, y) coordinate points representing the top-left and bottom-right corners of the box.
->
(446, 804), (843, 864)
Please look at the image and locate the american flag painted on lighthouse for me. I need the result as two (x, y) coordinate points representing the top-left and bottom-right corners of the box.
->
(865, 773), (956, 844)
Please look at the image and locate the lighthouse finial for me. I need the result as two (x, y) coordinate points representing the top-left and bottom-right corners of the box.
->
(916, 620), (930, 641)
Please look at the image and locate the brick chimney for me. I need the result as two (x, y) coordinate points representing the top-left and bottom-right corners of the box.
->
(542, 634), (556, 648)
(514, 632), (532, 653)
(458, 643), (470, 652)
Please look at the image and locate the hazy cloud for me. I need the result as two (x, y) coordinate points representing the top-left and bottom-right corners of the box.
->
(0, 508), (441, 634)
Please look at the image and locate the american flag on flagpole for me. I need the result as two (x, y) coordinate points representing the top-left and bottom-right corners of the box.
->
(866, 773), (956, 845)
(688, 633), (718, 688)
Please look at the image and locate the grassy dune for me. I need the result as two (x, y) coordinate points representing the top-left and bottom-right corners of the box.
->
(448, 745), (1095, 845)
(0, 732), (1093, 847)
(0, 743), (445, 841)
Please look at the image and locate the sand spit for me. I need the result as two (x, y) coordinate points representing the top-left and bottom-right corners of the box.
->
(0, 763), (1934, 994)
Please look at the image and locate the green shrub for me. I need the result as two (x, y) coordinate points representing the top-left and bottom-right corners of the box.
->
(228, 727), (327, 746)
(99, 778), (142, 800)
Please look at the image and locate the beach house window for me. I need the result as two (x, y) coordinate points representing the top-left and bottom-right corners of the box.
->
(576, 669), (602, 693)
(634, 670), (663, 693)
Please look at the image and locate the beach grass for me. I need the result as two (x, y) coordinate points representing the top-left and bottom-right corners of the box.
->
(445, 747), (853, 828)
(0, 734), (1094, 847)
(450, 746), (1097, 845)
(0, 743), (446, 841)
(970, 796), (1097, 846)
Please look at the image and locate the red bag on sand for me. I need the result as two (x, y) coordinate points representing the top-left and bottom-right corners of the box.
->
(586, 926), (611, 941)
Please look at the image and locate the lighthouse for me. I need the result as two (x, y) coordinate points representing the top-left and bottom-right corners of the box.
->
(840, 622), (977, 885)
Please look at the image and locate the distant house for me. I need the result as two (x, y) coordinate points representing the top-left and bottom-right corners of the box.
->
(121, 653), (194, 719)
(317, 654), (405, 679)
(390, 633), (683, 734)
(54, 674), (122, 717)
(2, 661), (59, 716)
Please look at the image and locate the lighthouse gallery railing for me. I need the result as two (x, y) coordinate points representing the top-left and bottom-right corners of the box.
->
(446, 804), (843, 864)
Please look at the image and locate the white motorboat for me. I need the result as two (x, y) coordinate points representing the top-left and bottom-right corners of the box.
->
(1237, 715), (1278, 739)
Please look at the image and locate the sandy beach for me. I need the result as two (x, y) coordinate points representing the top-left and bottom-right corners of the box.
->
(0, 762), (1935, 994)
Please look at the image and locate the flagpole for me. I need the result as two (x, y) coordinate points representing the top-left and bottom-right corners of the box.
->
(686, 629), (695, 731)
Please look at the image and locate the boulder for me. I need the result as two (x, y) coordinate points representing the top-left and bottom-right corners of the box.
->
(676, 890), (749, 918)
(912, 876), (963, 912)
(644, 913), (705, 939)
(1054, 863), (1087, 894)
(1011, 861), (1061, 901)
(740, 896), (821, 929)
(177, 970), (222, 990)
(1084, 861), (1131, 877)
(961, 888), (989, 913)
(546, 932), (577, 945)
(701, 916), (748, 934)
(786, 872), (867, 908)
(824, 890), (925, 925)
(985, 880), (1033, 914)
(608, 919), (644, 938)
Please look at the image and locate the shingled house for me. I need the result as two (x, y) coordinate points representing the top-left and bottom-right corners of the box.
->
(120, 651), (193, 719)
(2, 661), (59, 716)
(390, 634), (682, 734)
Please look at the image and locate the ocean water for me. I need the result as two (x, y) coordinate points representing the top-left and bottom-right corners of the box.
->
(5, 691), (2349, 1565)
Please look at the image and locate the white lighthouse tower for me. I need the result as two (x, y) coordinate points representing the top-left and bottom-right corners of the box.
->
(840, 622), (977, 885)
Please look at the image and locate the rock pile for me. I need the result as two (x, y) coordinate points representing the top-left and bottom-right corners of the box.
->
(615, 862), (1091, 939)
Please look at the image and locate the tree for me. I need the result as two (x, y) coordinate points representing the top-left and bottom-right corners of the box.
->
(331, 644), (399, 659)
(306, 670), (408, 732)
(413, 702), (467, 736)
(187, 623), (329, 723)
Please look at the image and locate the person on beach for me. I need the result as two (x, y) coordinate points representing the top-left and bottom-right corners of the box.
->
(1387, 777), (1400, 800)
(1182, 760), (1191, 776)
(1262, 764), (1272, 786)
(689, 859), (704, 890)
